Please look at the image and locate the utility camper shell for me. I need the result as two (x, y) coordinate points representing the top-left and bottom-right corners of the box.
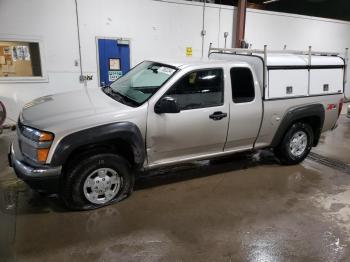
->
(209, 46), (346, 100)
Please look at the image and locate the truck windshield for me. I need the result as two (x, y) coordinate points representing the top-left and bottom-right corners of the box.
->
(108, 61), (177, 106)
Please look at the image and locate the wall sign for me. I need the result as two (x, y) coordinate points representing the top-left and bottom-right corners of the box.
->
(108, 70), (122, 81)
(109, 58), (120, 70)
(186, 47), (192, 57)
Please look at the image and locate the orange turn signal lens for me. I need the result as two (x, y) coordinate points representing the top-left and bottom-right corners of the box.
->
(37, 148), (50, 163)
(39, 132), (54, 142)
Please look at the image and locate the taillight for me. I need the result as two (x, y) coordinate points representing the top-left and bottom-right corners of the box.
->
(338, 98), (344, 118)
(0, 101), (6, 126)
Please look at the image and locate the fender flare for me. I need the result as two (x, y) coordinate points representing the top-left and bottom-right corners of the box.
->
(50, 122), (145, 168)
(270, 103), (325, 147)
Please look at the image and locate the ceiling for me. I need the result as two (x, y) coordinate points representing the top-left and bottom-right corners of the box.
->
(214, 0), (350, 21)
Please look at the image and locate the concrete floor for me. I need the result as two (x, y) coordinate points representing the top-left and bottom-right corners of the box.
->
(1, 114), (350, 261)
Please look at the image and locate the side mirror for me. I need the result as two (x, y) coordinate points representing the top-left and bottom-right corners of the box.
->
(154, 96), (180, 114)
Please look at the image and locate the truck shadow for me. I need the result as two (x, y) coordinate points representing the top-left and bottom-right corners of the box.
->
(0, 149), (279, 214)
(135, 149), (279, 190)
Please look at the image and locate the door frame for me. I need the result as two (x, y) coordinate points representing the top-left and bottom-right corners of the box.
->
(95, 36), (132, 87)
(145, 65), (230, 166)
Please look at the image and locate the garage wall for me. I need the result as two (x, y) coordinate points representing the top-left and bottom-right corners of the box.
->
(0, 0), (82, 124)
(0, 0), (235, 124)
(77, 0), (235, 89)
(246, 9), (350, 51)
(245, 9), (350, 99)
(0, 0), (349, 124)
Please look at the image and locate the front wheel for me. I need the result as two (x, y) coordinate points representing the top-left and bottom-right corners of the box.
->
(61, 153), (134, 210)
(274, 122), (314, 165)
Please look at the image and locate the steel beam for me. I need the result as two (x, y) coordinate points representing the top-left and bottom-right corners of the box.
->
(234, 0), (247, 48)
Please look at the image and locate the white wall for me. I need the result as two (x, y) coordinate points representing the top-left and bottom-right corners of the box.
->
(77, 0), (235, 89)
(245, 9), (350, 99)
(246, 9), (350, 52)
(0, 0), (236, 123)
(0, 0), (82, 124)
(0, 0), (349, 124)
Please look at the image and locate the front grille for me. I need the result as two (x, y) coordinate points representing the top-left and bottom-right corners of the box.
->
(20, 142), (37, 161)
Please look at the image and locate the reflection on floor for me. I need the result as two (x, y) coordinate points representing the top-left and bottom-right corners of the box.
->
(0, 115), (350, 261)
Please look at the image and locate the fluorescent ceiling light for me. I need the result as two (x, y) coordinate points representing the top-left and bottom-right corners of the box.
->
(263, 0), (280, 4)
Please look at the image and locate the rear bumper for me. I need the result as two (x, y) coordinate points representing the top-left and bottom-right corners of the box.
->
(8, 140), (62, 193)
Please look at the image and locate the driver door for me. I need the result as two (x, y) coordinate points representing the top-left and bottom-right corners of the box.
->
(146, 68), (229, 166)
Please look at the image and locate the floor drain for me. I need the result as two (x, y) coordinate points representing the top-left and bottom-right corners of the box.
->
(307, 152), (350, 175)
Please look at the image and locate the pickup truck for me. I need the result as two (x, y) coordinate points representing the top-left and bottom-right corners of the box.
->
(9, 47), (345, 210)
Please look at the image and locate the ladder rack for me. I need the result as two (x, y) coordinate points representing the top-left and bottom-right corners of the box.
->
(208, 45), (342, 57)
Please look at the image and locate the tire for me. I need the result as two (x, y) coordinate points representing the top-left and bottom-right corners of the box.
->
(61, 153), (134, 210)
(274, 122), (314, 165)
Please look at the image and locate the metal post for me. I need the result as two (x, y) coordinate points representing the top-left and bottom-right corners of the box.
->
(234, 0), (247, 48)
(74, 0), (84, 85)
(345, 48), (349, 66)
(208, 43), (212, 57)
(224, 32), (228, 48)
(201, 0), (206, 58)
(345, 48), (348, 86)
(264, 45), (268, 97)
(308, 46), (312, 66)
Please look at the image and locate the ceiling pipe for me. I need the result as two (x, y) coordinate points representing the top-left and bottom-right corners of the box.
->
(234, 0), (247, 48)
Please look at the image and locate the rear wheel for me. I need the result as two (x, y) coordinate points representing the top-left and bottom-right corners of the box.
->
(62, 153), (134, 210)
(274, 122), (314, 165)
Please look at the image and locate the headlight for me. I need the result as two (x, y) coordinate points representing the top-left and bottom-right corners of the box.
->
(20, 125), (54, 163)
(21, 126), (54, 142)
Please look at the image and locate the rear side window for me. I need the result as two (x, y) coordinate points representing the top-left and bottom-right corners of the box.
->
(166, 68), (224, 110)
(231, 67), (255, 103)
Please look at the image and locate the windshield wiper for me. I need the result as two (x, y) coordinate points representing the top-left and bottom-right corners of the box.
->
(102, 86), (125, 103)
(106, 87), (139, 107)
(102, 85), (112, 95)
(110, 90), (127, 103)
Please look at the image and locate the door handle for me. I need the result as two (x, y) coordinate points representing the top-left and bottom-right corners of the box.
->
(209, 111), (227, 121)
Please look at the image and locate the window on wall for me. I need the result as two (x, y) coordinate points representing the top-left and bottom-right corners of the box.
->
(0, 41), (42, 78)
(230, 67), (255, 103)
(166, 68), (224, 110)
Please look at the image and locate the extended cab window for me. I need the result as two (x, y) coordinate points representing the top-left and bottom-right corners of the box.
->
(231, 67), (255, 103)
(166, 68), (224, 110)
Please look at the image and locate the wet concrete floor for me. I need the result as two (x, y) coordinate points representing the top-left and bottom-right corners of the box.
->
(1, 115), (350, 261)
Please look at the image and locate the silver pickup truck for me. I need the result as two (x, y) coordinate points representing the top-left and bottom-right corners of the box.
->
(9, 48), (345, 209)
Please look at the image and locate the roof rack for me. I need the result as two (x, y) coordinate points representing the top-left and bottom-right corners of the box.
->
(208, 44), (342, 57)
(208, 44), (349, 90)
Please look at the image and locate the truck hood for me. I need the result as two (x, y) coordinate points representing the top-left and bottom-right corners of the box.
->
(21, 88), (130, 129)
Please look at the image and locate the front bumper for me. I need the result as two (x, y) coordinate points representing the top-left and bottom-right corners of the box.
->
(8, 140), (62, 193)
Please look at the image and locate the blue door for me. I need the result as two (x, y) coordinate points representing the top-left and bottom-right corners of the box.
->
(98, 38), (130, 86)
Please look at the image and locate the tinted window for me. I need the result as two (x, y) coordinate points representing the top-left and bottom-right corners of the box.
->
(231, 67), (255, 103)
(166, 69), (223, 110)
